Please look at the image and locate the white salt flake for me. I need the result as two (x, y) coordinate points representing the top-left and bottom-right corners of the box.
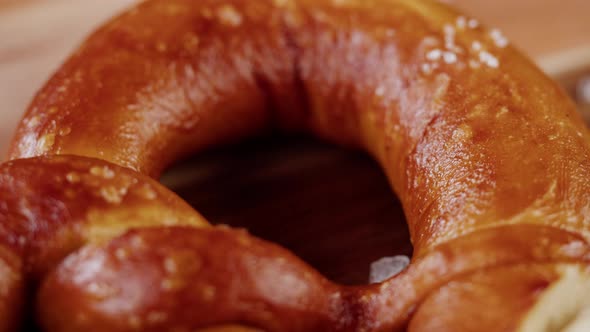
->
(443, 24), (455, 37)
(426, 49), (442, 61)
(443, 24), (456, 49)
(443, 51), (458, 64)
(490, 28), (509, 48)
(421, 63), (433, 75)
(479, 50), (499, 68)
(471, 41), (482, 51)
(375, 85), (385, 97)
(217, 4), (242, 27)
(369, 255), (410, 283)
(456, 16), (466, 29)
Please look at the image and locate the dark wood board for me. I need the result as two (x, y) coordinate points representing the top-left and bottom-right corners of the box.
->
(163, 135), (412, 285)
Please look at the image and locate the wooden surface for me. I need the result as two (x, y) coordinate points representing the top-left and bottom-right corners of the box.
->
(162, 136), (411, 284)
(1, 0), (590, 285)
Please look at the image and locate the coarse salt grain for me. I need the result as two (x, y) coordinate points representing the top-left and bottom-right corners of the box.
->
(426, 49), (442, 61)
(479, 50), (499, 68)
(456, 16), (466, 29)
(217, 4), (242, 27)
(421, 63), (433, 75)
(490, 28), (509, 48)
(443, 51), (457, 64)
(369, 256), (410, 283)
(375, 86), (385, 96)
(471, 41), (482, 51)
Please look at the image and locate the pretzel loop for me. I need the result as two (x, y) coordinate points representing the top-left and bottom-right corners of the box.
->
(3, 0), (590, 331)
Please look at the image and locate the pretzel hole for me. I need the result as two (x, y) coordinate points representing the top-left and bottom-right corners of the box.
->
(161, 134), (412, 285)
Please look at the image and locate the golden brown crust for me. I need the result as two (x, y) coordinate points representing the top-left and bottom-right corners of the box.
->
(0, 156), (207, 278)
(408, 264), (590, 332)
(38, 227), (339, 332)
(408, 263), (565, 332)
(9, 0), (590, 251)
(2, 0), (590, 330)
(33, 223), (590, 332)
(0, 246), (23, 332)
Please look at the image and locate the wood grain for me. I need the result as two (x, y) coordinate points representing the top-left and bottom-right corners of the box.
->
(162, 136), (411, 284)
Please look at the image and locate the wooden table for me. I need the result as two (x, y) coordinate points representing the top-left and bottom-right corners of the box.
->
(1, 0), (590, 286)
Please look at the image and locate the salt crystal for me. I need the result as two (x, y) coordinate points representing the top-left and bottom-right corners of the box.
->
(217, 4), (242, 27)
(37, 133), (55, 150)
(99, 186), (126, 204)
(443, 24), (455, 37)
(369, 255), (410, 283)
(66, 172), (81, 184)
(26, 116), (40, 128)
(443, 24), (458, 52)
(426, 49), (442, 61)
(443, 51), (457, 64)
(479, 50), (499, 68)
(456, 16), (466, 29)
(471, 41), (482, 51)
(90, 166), (115, 179)
(375, 85), (385, 97)
(59, 127), (71, 136)
(490, 29), (509, 48)
(421, 63), (433, 75)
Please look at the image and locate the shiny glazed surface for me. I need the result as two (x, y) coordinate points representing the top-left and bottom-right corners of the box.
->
(2, 0), (590, 331)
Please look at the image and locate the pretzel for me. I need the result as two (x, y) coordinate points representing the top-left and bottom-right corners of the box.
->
(3, 0), (590, 331)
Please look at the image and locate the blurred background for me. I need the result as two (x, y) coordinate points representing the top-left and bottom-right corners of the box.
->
(0, 0), (589, 284)
(1, 0), (589, 156)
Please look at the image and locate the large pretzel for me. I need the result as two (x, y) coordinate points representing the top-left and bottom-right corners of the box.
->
(2, 0), (590, 331)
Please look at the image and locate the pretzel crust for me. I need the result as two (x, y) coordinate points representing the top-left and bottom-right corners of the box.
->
(3, 0), (590, 331)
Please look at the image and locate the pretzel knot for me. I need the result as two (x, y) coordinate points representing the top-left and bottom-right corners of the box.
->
(3, 0), (590, 331)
